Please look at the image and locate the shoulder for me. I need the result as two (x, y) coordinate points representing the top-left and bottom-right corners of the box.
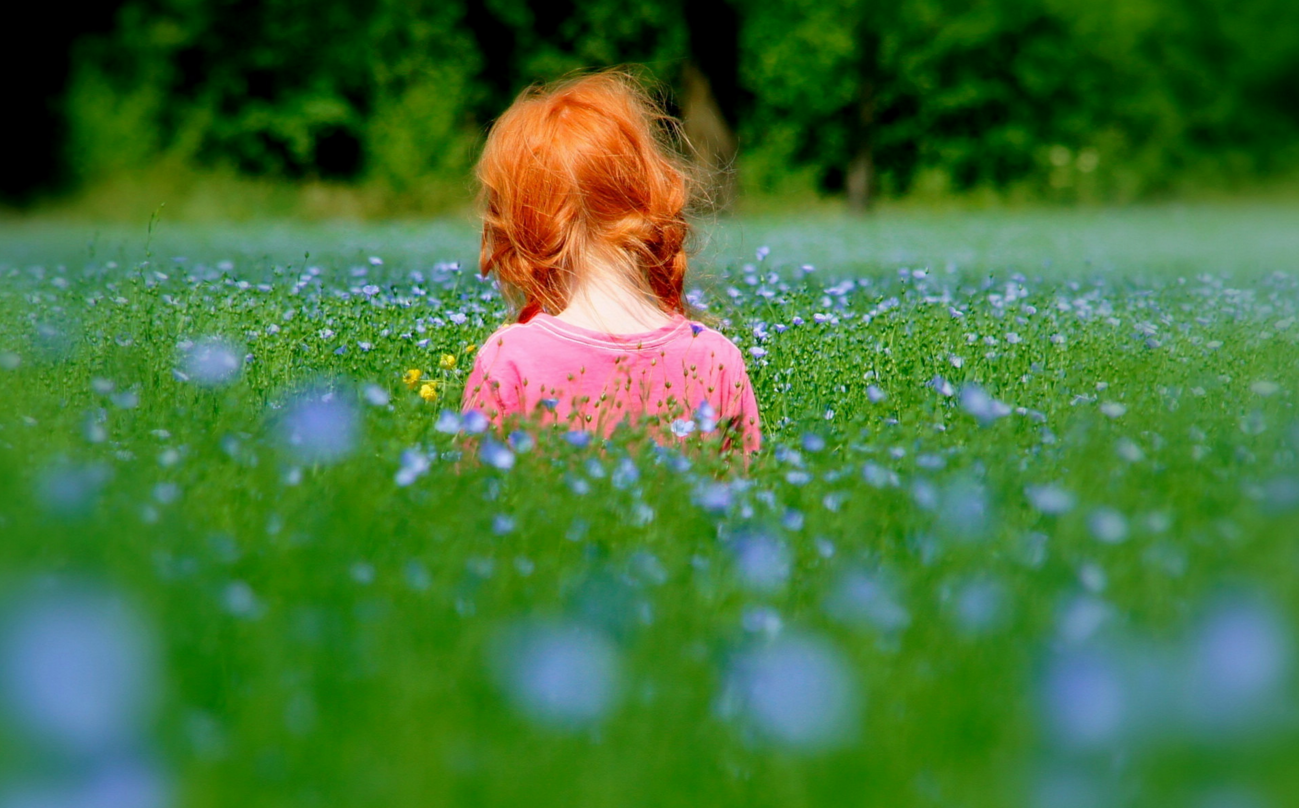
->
(474, 321), (543, 363)
(685, 321), (746, 364)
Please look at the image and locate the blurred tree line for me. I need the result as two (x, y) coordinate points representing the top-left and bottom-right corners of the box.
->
(8, 0), (1299, 211)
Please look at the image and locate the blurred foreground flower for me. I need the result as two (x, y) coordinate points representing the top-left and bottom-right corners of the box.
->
(719, 633), (859, 752)
(1187, 597), (1293, 732)
(960, 383), (1012, 426)
(491, 620), (622, 730)
(1039, 590), (1296, 754)
(1026, 484), (1076, 516)
(0, 581), (171, 807)
(395, 449), (431, 487)
(0, 582), (159, 755)
(729, 532), (790, 594)
(480, 439), (515, 471)
(35, 462), (112, 519)
(435, 410), (462, 434)
(825, 568), (911, 636)
(181, 337), (241, 388)
(277, 388), (358, 465)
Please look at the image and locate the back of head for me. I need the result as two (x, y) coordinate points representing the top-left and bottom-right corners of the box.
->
(477, 71), (692, 322)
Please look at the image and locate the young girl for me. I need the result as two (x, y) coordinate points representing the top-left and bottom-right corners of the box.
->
(462, 71), (761, 454)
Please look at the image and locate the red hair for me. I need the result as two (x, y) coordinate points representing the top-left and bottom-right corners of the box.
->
(477, 71), (693, 323)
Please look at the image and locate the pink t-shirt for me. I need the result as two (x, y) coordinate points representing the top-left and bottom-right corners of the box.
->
(462, 312), (761, 452)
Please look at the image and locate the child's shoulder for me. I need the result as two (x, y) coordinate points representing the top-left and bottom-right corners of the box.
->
(474, 317), (598, 369)
(471, 320), (534, 365)
(683, 320), (746, 361)
(476, 319), (545, 351)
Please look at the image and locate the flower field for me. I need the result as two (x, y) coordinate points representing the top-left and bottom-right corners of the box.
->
(1, 207), (1298, 807)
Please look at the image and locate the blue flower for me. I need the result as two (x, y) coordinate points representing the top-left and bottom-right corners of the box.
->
(694, 401), (718, 432)
(480, 439), (515, 471)
(928, 375), (955, 397)
(694, 482), (733, 513)
(959, 383), (1012, 425)
(508, 430), (535, 453)
(611, 457), (640, 489)
(395, 449), (431, 486)
(435, 410), (462, 434)
(462, 410), (489, 434)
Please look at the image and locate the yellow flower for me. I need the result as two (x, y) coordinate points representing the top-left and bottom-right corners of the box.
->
(403, 368), (422, 388)
(419, 381), (438, 402)
(439, 353), (457, 370)
(465, 344), (477, 355)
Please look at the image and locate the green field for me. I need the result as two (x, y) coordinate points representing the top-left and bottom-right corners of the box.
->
(2, 204), (1298, 807)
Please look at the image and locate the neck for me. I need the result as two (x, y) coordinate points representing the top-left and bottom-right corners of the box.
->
(554, 268), (675, 334)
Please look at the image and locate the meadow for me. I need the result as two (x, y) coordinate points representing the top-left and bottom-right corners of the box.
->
(1, 204), (1298, 808)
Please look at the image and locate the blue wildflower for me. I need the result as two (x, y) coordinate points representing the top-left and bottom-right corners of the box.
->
(462, 410), (489, 434)
(695, 482), (733, 513)
(480, 439), (515, 471)
(695, 401), (718, 432)
(435, 410), (462, 434)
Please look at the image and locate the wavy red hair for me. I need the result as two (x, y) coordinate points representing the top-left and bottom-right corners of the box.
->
(476, 71), (693, 323)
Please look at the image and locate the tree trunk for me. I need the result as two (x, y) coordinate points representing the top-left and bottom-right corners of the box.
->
(680, 62), (738, 212)
(847, 87), (876, 213)
(847, 146), (874, 213)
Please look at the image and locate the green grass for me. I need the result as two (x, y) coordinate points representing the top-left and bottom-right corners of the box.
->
(1, 204), (1298, 807)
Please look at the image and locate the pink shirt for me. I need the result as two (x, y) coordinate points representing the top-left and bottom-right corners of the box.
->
(462, 313), (761, 452)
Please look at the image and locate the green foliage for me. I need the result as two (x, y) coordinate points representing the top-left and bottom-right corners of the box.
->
(64, 68), (165, 181)
(56, 0), (1299, 208)
(486, 0), (686, 82)
(735, 0), (1299, 201)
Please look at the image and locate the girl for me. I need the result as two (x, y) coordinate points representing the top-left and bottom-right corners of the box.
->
(462, 71), (761, 454)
